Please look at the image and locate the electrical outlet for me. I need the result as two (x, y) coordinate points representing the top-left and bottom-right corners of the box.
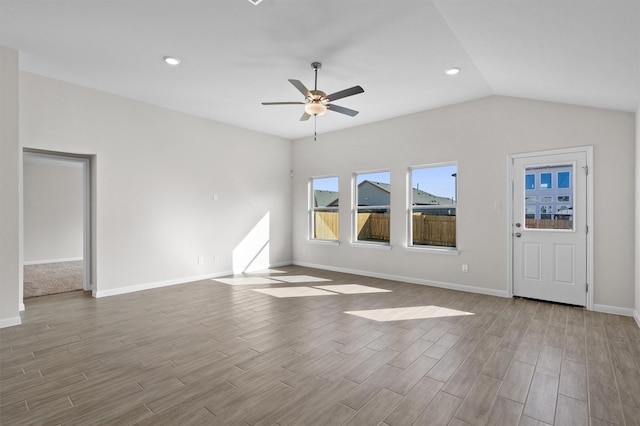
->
(213, 256), (218, 263)
(462, 264), (469, 273)
(198, 256), (204, 264)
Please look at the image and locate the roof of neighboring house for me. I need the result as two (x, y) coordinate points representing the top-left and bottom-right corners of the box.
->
(360, 180), (454, 205)
(314, 190), (339, 207)
(412, 188), (454, 205)
(313, 181), (454, 207)
(364, 181), (391, 193)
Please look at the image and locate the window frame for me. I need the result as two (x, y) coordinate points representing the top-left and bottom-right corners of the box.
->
(407, 162), (458, 251)
(352, 169), (391, 246)
(309, 175), (340, 242)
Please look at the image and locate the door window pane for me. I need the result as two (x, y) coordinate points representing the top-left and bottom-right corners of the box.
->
(524, 165), (573, 230)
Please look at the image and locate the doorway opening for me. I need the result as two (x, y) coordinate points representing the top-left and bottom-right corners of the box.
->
(22, 150), (92, 303)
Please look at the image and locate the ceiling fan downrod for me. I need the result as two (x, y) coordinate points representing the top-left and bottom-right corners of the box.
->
(311, 62), (321, 92)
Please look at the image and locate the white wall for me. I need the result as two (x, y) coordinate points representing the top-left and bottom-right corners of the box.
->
(635, 105), (640, 325)
(293, 96), (636, 311)
(23, 158), (84, 263)
(0, 45), (21, 327)
(19, 72), (292, 297)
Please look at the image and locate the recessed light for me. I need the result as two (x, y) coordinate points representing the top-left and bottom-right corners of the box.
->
(248, 0), (263, 4)
(163, 56), (181, 66)
(445, 67), (460, 76)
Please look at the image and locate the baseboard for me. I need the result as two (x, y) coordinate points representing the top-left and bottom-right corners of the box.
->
(94, 270), (234, 298)
(234, 260), (292, 273)
(93, 260), (295, 298)
(0, 316), (22, 329)
(24, 257), (83, 266)
(593, 304), (636, 317)
(292, 261), (509, 298)
(634, 310), (640, 328)
(267, 261), (293, 269)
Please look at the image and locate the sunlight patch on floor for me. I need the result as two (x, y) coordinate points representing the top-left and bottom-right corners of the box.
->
(314, 284), (392, 294)
(253, 287), (338, 298)
(344, 305), (474, 322)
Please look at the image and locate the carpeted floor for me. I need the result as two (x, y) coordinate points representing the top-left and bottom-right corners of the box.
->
(23, 260), (84, 298)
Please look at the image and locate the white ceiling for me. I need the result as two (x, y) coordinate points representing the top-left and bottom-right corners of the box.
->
(1, 0), (638, 140)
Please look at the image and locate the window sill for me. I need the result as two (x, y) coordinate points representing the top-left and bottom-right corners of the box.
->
(308, 239), (340, 246)
(349, 242), (392, 250)
(404, 246), (460, 256)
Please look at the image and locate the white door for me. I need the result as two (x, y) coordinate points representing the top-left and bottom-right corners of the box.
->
(512, 151), (588, 306)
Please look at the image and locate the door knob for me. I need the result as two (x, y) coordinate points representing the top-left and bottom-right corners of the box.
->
(515, 223), (521, 228)
(515, 232), (522, 238)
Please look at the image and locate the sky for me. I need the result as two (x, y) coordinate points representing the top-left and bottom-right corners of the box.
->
(312, 165), (457, 200)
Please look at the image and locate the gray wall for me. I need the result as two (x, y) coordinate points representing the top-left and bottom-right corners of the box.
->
(636, 104), (640, 325)
(23, 158), (84, 263)
(19, 72), (293, 297)
(0, 45), (20, 326)
(292, 96), (635, 311)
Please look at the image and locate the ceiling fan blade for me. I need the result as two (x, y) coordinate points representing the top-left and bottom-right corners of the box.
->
(300, 112), (311, 121)
(326, 85), (364, 102)
(289, 79), (310, 97)
(262, 101), (305, 105)
(327, 104), (359, 117)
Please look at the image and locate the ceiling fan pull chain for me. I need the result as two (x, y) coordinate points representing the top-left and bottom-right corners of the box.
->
(314, 116), (317, 141)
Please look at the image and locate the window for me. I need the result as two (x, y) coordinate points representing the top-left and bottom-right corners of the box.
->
(540, 173), (552, 189)
(409, 164), (457, 248)
(525, 174), (535, 190)
(558, 171), (570, 189)
(310, 176), (339, 241)
(354, 171), (390, 244)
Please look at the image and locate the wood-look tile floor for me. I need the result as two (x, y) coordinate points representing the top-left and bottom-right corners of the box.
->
(2, 265), (639, 425)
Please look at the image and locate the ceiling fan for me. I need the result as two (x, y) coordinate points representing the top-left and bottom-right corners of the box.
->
(262, 62), (364, 125)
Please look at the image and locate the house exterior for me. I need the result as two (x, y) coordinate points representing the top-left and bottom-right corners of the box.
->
(355, 180), (455, 215)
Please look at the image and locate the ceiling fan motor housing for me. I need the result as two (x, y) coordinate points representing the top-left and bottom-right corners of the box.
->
(307, 90), (327, 104)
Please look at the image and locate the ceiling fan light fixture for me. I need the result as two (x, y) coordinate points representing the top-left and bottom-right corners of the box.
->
(305, 102), (327, 116)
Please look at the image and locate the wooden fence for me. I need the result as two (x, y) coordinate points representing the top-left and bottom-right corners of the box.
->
(525, 218), (573, 230)
(314, 211), (339, 240)
(411, 213), (456, 247)
(314, 211), (456, 246)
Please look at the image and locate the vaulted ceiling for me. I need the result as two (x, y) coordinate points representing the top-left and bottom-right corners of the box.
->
(1, 0), (638, 140)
